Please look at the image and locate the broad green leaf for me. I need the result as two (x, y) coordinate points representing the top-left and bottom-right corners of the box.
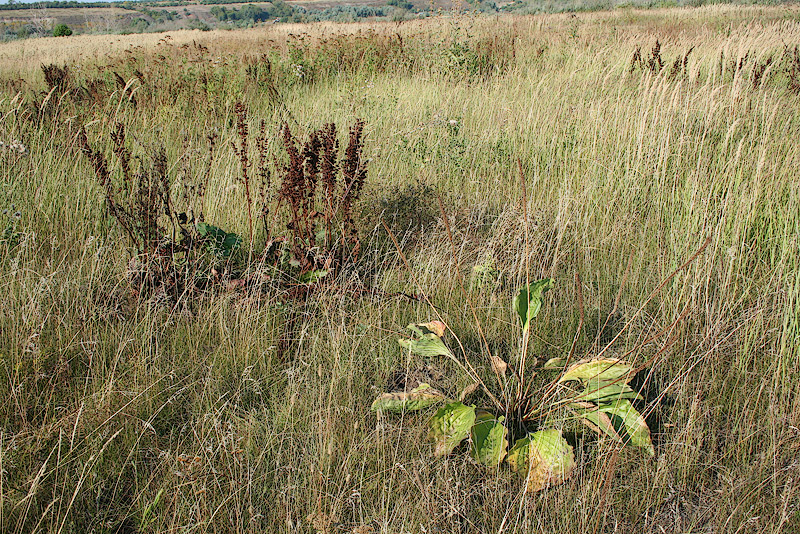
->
(197, 222), (228, 241)
(512, 279), (554, 331)
(428, 401), (476, 457)
(570, 401), (622, 442)
(196, 222), (242, 258)
(222, 232), (241, 251)
(597, 400), (655, 456)
(399, 323), (453, 358)
(558, 358), (634, 384)
(507, 429), (576, 492)
(370, 384), (445, 413)
(470, 412), (508, 466)
(315, 227), (328, 245)
(578, 378), (643, 403)
(298, 269), (329, 284)
(196, 221), (213, 237)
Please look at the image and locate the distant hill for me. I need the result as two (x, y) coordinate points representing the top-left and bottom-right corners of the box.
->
(0, 0), (786, 41)
(0, 0), (465, 39)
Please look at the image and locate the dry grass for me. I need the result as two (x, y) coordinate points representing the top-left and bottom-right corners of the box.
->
(0, 4), (794, 77)
(0, 5), (799, 533)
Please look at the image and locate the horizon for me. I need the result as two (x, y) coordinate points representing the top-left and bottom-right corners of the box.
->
(2, 0), (134, 4)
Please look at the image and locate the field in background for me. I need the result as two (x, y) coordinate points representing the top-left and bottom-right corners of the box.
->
(0, 0), (776, 40)
(0, 0), (456, 39)
(1, 5), (799, 533)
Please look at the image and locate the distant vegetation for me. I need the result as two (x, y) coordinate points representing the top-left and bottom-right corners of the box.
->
(0, 1), (115, 9)
(0, 0), (395, 39)
(209, 1), (299, 24)
(0, 0), (796, 41)
(51, 22), (72, 35)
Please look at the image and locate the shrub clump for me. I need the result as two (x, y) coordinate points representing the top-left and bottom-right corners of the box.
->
(52, 24), (73, 37)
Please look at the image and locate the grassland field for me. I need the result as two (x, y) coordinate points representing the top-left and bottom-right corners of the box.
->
(0, 4), (799, 533)
(0, 0), (449, 38)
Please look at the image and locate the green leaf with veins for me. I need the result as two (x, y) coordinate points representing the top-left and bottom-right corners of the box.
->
(578, 378), (643, 403)
(571, 401), (622, 442)
(196, 222), (242, 258)
(470, 411), (508, 466)
(597, 399), (655, 456)
(370, 383), (446, 413)
(398, 324), (453, 358)
(559, 358), (634, 384)
(428, 401), (476, 457)
(507, 429), (576, 492)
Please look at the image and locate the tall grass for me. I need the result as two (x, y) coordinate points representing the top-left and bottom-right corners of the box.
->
(0, 5), (798, 533)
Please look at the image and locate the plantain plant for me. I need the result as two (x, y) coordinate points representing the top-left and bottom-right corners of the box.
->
(371, 279), (656, 492)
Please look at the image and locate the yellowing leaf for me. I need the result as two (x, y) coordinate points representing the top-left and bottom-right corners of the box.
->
(507, 429), (576, 492)
(399, 324), (454, 358)
(420, 321), (446, 337)
(428, 401), (476, 457)
(543, 357), (567, 370)
(597, 400), (655, 456)
(370, 383), (445, 413)
(578, 378), (643, 403)
(571, 401), (622, 442)
(558, 358), (634, 384)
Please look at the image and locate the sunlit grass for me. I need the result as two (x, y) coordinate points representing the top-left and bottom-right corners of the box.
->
(0, 5), (798, 533)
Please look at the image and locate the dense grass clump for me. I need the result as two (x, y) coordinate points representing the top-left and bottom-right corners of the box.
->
(0, 6), (799, 533)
